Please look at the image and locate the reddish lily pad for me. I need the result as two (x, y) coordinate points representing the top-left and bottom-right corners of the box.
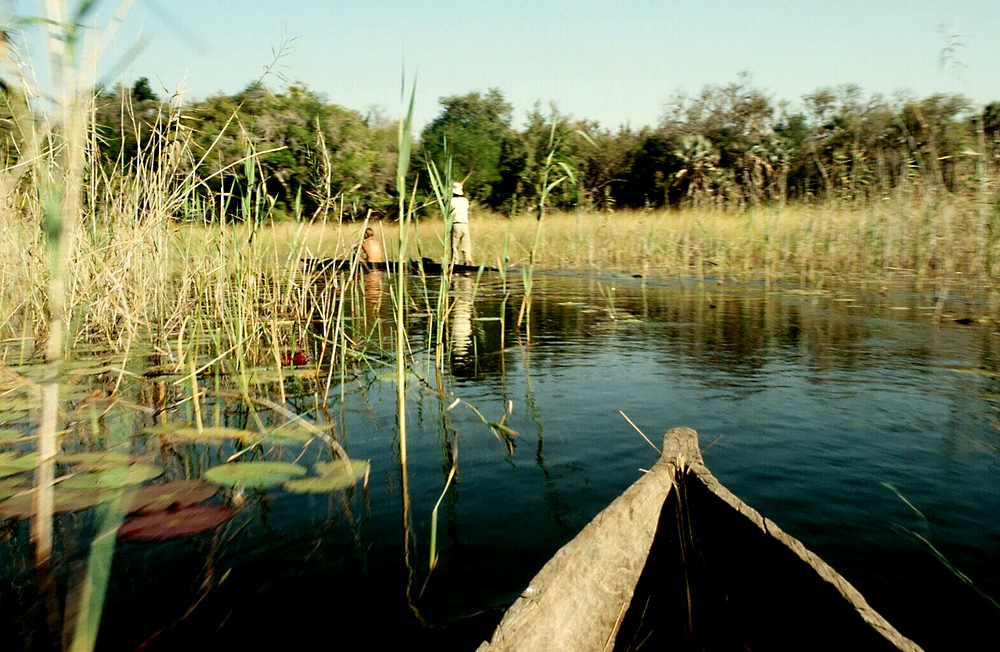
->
(128, 481), (219, 513)
(118, 505), (234, 540)
(204, 461), (307, 488)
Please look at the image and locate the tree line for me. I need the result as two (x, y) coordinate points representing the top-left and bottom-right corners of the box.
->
(5, 73), (998, 220)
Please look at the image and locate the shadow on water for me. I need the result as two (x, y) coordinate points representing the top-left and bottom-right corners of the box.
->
(1, 271), (999, 649)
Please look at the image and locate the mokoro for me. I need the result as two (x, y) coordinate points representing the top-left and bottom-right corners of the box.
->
(476, 427), (924, 652)
(304, 257), (498, 275)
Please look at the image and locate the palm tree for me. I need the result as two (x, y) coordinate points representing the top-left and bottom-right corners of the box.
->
(674, 134), (720, 207)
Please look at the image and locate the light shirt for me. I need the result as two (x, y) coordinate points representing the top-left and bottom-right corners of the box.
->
(450, 195), (469, 224)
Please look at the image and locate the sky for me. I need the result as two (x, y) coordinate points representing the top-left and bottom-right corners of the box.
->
(5, 0), (1000, 130)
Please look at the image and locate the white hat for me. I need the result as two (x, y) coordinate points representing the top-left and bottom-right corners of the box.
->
(452, 181), (464, 196)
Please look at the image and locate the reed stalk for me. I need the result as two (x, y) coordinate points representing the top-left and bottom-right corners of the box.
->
(425, 139), (456, 369)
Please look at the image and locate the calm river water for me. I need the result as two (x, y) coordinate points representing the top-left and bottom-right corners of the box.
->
(2, 271), (998, 650)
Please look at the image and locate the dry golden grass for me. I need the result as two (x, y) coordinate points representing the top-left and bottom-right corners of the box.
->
(261, 198), (996, 284)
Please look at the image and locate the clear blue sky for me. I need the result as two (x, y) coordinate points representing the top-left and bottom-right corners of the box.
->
(6, 0), (999, 129)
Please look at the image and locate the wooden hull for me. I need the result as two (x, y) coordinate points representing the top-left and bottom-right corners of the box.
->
(476, 427), (924, 652)
(304, 257), (497, 275)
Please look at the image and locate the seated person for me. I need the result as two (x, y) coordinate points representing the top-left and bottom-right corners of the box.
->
(360, 227), (385, 263)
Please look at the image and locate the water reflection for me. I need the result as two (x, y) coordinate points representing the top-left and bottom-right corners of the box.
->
(363, 269), (385, 309)
(2, 272), (998, 651)
(450, 275), (475, 364)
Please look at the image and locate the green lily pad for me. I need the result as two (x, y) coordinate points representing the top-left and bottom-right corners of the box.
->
(64, 363), (123, 377)
(0, 397), (38, 411)
(141, 424), (258, 443)
(56, 451), (132, 470)
(247, 367), (322, 384)
(0, 452), (39, 473)
(61, 385), (110, 402)
(283, 474), (356, 493)
(376, 370), (422, 385)
(284, 459), (369, 494)
(204, 462), (307, 488)
(0, 410), (30, 424)
(0, 478), (27, 501)
(142, 364), (183, 379)
(60, 464), (163, 491)
(260, 423), (323, 443)
(118, 505), (234, 540)
(0, 489), (114, 518)
(0, 428), (24, 443)
(128, 481), (219, 513)
(315, 459), (369, 479)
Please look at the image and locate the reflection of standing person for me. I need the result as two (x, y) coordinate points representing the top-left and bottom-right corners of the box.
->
(360, 227), (385, 263)
(450, 181), (472, 265)
(450, 275), (474, 361)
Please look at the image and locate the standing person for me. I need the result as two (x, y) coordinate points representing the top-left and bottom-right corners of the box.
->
(360, 227), (385, 264)
(450, 181), (472, 266)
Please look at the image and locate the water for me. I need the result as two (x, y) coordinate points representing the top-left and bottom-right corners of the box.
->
(1, 272), (998, 650)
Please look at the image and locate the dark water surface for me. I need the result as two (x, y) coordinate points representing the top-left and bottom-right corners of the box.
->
(2, 272), (999, 650)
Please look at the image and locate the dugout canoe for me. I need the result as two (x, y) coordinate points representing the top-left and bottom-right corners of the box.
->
(476, 427), (924, 652)
(304, 257), (497, 275)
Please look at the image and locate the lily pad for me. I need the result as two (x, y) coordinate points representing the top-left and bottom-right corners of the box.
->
(142, 364), (183, 379)
(128, 481), (219, 513)
(60, 464), (163, 491)
(315, 459), (369, 479)
(284, 459), (369, 494)
(0, 428), (24, 443)
(0, 453), (39, 477)
(56, 451), (132, 470)
(247, 367), (322, 384)
(204, 461), (307, 488)
(0, 478), (27, 501)
(376, 370), (422, 385)
(141, 424), (258, 443)
(0, 490), (114, 518)
(64, 363), (123, 377)
(260, 423), (322, 443)
(282, 475), (356, 493)
(0, 410), (30, 424)
(0, 397), (38, 411)
(118, 505), (234, 540)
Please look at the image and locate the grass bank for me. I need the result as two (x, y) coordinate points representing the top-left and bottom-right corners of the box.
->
(263, 197), (1000, 285)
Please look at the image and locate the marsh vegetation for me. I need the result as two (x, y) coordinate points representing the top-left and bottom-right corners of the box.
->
(0, 4), (998, 650)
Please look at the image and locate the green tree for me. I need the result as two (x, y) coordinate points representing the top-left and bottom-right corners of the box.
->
(419, 88), (517, 208)
(131, 77), (158, 103)
(623, 131), (680, 208)
(180, 82), (397, 219)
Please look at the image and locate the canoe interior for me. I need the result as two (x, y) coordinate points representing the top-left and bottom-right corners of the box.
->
(614, 470), (907, 652)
